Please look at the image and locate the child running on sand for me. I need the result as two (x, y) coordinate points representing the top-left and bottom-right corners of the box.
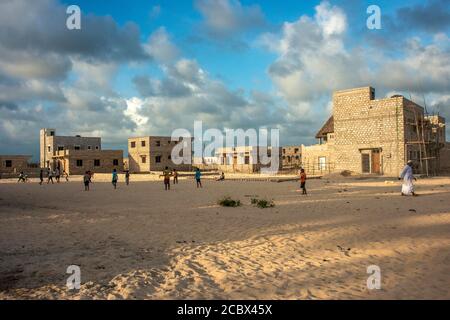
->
(63, 170), (69, 182)
(17, 172), (27, 183)
(47, 169), (54, 184)
(83, 171), (91, 191)
(112, 169), (118, 189)
(55, 168), (60, 183)
(300, 168), (307, 195)
(195, 168), (202, 188)
(160, 167), (172, 190)
(39, 169), (44, 185)
(125, 170), (130, 186)
(173, 169), (178, 184)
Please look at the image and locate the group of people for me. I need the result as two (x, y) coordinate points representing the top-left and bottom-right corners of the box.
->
(16, 160), (418, 197)
(83, 169), (130, 191)
(17, 168), (69, 184)
(39, 168), (69, 185)
(160, 167), (203, 191)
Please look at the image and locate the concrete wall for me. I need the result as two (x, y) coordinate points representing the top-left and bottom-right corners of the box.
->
(54, 150), (123, 175)
(128, 136), (192, 172)
(0, 155), (31, 174)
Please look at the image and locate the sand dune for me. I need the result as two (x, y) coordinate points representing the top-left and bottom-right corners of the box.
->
(0, 175), (449, 299)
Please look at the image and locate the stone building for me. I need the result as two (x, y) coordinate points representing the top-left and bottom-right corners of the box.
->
(40, 128), (123, 174)
(302, 86), (446, 176)
(281, 146), (302, 169)
(0, 155), (32, 174)
(52, 149), (123, 175)
(128, 136), (192, 172)
(216, 146), (282, 173)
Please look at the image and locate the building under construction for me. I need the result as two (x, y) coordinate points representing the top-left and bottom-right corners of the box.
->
(301, 86), (447, 176)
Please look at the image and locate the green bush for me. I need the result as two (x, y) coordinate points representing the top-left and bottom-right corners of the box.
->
(218, 196), (241, 207)
(251, 198), (275, 209)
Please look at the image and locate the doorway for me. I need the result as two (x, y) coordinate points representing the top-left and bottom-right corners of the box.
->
(371, 149), (381, 174)
(361, 149), (382, 174)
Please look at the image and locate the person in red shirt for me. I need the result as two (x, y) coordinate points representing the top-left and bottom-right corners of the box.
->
(300, 168), (307, 195)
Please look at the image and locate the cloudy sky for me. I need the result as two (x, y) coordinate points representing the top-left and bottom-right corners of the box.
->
(0, 0), (449, 160)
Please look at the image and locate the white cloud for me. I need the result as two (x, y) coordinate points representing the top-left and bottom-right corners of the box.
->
(145, 27), (180, 64)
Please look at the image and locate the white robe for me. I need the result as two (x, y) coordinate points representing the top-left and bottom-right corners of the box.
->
(400, 165), (414, 195)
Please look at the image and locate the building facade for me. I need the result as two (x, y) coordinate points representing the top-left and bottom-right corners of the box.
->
(281, 146), (302, 169)
(216, 146), (282, 173)
(128, 136), (192, 172)
(302, 86), (446, 176)
(0, 155), (32, 174)
(52, 150), (123, 175)
(40, 128), (101, 169)
(40, 128), (123, 174)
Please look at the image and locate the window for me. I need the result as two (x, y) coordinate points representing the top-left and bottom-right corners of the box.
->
(50, 131), (55, 136)
(244, 156), (250, 165)
(141, 141), (146, 147)
(5, 160), (12, 167)
(95, 146), (99, 150)
(47, 146), (51, 152)
(76, 160), (83, 167)
(156, 141), (161, 147)
(130, 141), (136, 148)
(113, 159), (119, 166)
(294, 148), (299, 153)
(57, 146), (64, 151)
(141, 156), (146, 164)
(168, 155), (171, 160)
(74, 145), (80, 150)
(94, 159), (100, 167)
(87, 145), (92, 150)
(155, 156), (161, 163)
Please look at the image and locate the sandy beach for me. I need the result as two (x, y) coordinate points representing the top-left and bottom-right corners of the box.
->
(0, 174), (449, 299)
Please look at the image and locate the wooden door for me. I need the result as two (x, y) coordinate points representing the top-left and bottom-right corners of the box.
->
(371, 150), (381, 174)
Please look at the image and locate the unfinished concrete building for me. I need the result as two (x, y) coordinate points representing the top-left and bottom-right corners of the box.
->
(216, 146), (282, 173)
(0, 155), (32, 174)
(128, 136), (192, 172)
(282, 146), (302, 169)
(302, 86), (446, 176)
(40, 128), (123, 174)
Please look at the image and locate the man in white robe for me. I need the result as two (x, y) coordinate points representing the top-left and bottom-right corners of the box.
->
(399, 160), (417, 196)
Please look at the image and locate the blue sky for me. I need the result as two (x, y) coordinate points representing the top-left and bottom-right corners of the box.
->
(0, 0), (449, 159)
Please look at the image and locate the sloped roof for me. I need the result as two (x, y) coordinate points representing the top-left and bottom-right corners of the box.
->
(315, 116), (334, 139)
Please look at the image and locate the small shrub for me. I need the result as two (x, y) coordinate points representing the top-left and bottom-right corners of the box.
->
(218, 196), (241, 207)
(252, 198), (275, 209)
